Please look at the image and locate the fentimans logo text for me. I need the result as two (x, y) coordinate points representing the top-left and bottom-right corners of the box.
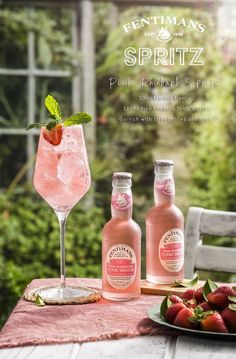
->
(123, 16), (206, 33)
(122, 15), (206, 67)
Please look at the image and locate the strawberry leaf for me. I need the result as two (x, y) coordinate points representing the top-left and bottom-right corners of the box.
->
(46, 120), (58, 130)
(64, 112), (92, 127)
(229, 303), (236, 311)
(228, 296), (236, 303)
(203, 279), (218, 301)
(172, 274), (199, 288)
(189, 315), (198, 324)
(26, 123), (45, 130)
(194, 305), (204, 316)
(35, 294), (45, 306)
(45, 95), (62, 119)
(160, 296), (171, 319)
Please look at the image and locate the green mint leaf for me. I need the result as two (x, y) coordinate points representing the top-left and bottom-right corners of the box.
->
(49, 114), (57, 120)
(46, 120), (57, 130)
(228, 296), (236, 304)
(35, 294), (45, 306)
(160, 296), (171, 319)
(45, 95), (62, 119)
(229, 303), (236, 311)
(26, 123), (45, 130)
(63, 112), (92, 127)
(203, 279), (218, 301)
(172, 274), (199, 288)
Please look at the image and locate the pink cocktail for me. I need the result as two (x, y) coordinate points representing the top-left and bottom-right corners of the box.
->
(34, 125), (90, 212)
(33, 125), (95, 303)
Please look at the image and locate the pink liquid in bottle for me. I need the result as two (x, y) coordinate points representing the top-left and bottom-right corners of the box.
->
(146, 160), (184, 284)
(102, 172), (141, 301)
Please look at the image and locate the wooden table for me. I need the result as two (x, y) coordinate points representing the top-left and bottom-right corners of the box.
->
(0, 335), (236, 359)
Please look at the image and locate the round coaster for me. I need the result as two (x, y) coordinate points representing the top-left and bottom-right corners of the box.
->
(24, 285), (101, 305)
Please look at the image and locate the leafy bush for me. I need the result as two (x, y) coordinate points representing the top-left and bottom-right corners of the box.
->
(0, 190), (104, 327)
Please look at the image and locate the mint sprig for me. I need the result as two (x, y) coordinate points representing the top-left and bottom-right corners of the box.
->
(64, 112), (92, 127)
(26, 94), (92, 131)
(45, 95), (62, 120)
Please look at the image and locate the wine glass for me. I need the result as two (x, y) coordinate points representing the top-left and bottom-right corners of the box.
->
(33, 124), (97, 303)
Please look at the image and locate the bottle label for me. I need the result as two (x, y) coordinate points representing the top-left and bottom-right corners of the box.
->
(156, 179), (175, 196)
(159, 228), (184, 273)
(106, 244), (136, 289)
(111, 193), (131, 211)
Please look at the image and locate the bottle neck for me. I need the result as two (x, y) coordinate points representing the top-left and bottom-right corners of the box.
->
(154, 173), (175, 206)
(111, 186), (133, 219)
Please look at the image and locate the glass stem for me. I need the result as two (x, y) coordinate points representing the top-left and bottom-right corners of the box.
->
(55, 210), (70, 287)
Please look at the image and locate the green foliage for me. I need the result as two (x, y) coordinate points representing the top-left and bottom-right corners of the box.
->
(0, 190), (104, 327)
(0, 8), (76, 187)
(188, 64), (236, 212)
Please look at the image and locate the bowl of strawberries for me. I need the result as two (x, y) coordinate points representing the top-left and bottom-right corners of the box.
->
(148, 279), (236, 336)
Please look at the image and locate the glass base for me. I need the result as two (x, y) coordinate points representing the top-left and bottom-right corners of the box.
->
(35, 285), (100, 304)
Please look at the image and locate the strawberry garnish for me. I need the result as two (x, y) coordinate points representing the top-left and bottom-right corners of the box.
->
(43, 124), (63, 146)
(26, 95), (92, 142)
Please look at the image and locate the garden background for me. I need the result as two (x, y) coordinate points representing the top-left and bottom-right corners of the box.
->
(1, 0), (236, 327)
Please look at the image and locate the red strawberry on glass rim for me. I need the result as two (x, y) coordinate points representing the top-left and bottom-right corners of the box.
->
(43, 124), (63, 146)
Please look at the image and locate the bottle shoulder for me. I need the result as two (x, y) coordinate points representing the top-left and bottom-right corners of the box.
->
(102, 217), (141, 237)
(146, 204), (184, 222)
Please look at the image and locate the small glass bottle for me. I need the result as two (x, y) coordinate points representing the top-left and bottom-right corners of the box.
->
(146, 160), (184, 284)
(102, 172), (141, 301)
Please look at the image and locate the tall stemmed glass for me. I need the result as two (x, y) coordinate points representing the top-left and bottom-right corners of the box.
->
(33, 124), (95, 303)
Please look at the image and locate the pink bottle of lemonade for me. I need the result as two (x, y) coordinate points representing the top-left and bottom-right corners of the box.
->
(102, 172), (141, 301)
(146, 160), (184, 284)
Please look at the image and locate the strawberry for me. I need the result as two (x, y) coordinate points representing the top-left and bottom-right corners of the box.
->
(182, 289), (196, 300)
(207, 286), (236, 309)
(221, 307), (236, 333)
(185, 298), (197, 309)
(165, 302), (186, 324)
(198, 301), (212, 311)
(43, 124), (63, 145)
(194, 287), (204, 303)
(200, 311), (228, 333)
(169, 295), (183, 304)
(173, 307), (197, 329)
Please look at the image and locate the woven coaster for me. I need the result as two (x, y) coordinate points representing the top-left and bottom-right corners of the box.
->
(24, 285), (101, 305)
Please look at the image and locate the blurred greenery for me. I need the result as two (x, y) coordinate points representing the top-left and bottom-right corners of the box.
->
(0, 190), (104, 327)
(0, 3), (236, 329)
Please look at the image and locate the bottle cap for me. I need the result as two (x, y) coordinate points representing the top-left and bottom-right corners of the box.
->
(112, 172), (132, 187)
(154, 160), (174, 174)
